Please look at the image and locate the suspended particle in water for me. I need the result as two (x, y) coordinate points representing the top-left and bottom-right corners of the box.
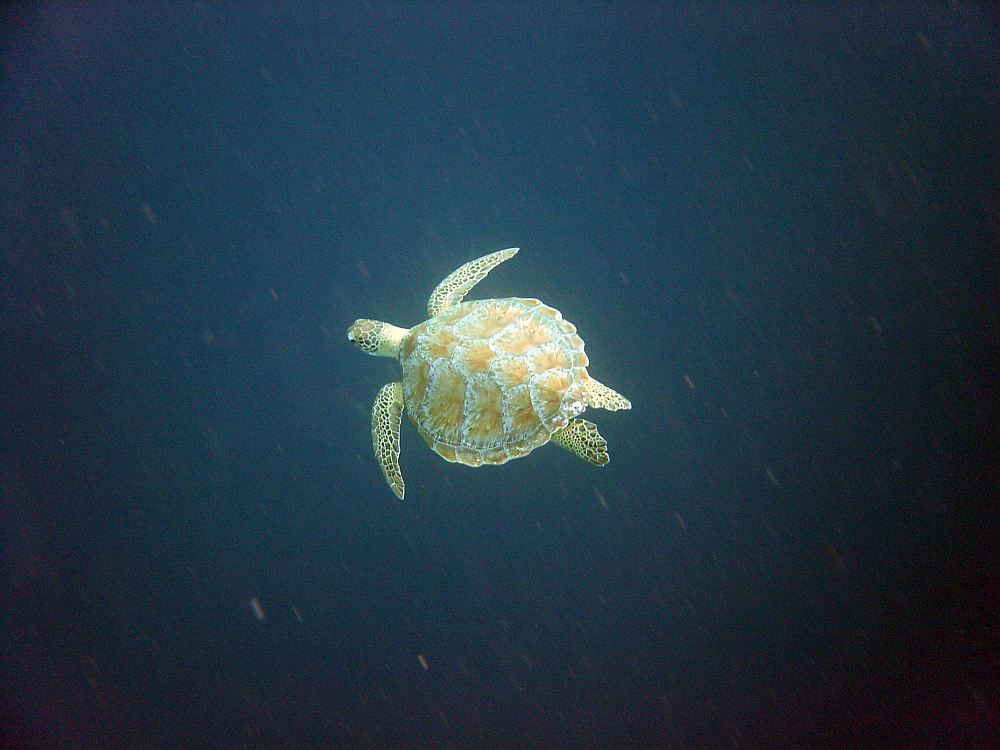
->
(593, 488), (609, 509)
(249, 597), (266, 622)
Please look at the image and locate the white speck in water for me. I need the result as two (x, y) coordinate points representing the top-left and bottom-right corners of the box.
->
(249, 597), (266, 622)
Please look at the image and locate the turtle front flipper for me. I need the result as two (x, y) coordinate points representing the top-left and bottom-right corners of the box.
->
(372, 381), (405, 499)
(427, 247), (519, 317)
(586, 378), (632, 411)
(551, 418), (609, 466)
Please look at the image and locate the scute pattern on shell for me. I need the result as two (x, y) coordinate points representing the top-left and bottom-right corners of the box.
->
(400, 298), (591, 466)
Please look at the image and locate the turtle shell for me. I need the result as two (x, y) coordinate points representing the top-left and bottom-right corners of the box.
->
(398, 297), (591, 466)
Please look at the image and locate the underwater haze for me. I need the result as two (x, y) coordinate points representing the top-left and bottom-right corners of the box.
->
(2, 3), (997, 748)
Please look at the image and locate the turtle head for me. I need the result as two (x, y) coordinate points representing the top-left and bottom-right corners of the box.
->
(347, 319), (409, 358)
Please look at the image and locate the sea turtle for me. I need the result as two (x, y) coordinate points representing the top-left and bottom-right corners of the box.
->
(347, 247), (631, 498)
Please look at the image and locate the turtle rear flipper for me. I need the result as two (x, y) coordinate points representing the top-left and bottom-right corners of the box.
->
(551, 418), (609, 466)
(586, 378), (631, 411)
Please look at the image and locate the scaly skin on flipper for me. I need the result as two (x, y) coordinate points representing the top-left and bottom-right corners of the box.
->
(586, 378), (632, 411)
(551, 418), (609, 465)
(427, 247), (519, 317)
(372, 381), (405, 499)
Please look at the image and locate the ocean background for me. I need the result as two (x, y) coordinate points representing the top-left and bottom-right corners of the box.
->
(2, 4), (997, 748)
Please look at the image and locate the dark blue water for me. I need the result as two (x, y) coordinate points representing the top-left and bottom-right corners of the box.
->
(3, 4), (997, 748)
